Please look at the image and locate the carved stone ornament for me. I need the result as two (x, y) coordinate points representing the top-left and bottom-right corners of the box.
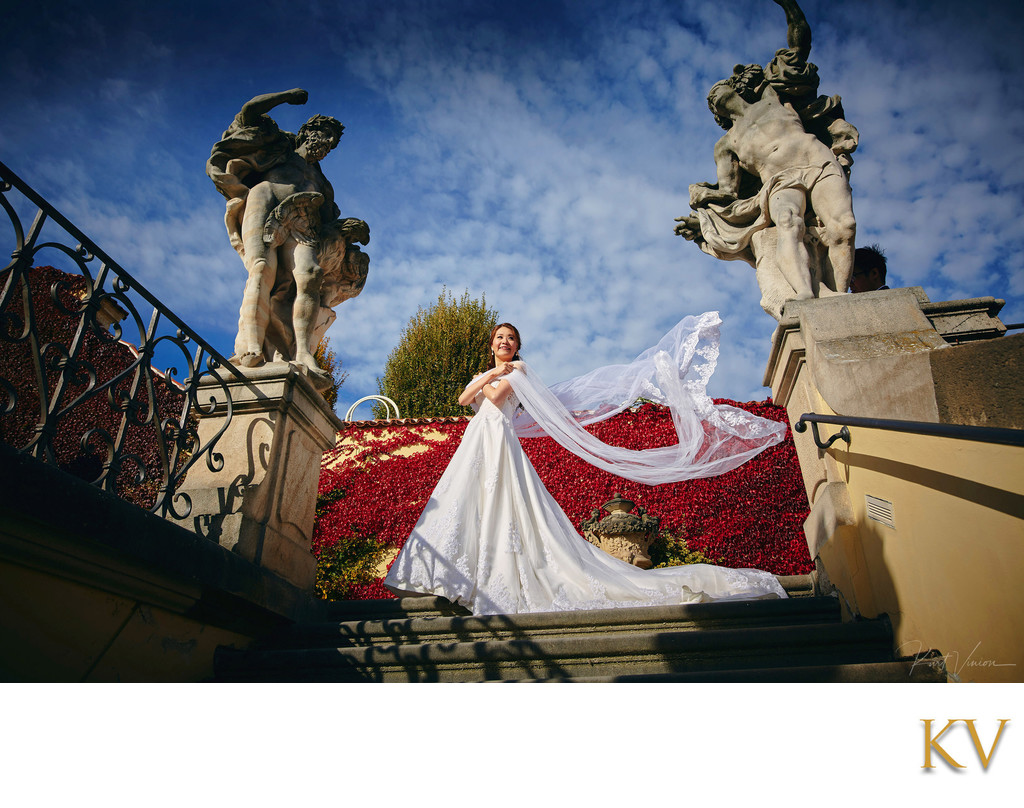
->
(581, 494), (661, 569)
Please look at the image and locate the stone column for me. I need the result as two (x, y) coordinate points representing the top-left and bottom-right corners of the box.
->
(169, 363), (341, 590)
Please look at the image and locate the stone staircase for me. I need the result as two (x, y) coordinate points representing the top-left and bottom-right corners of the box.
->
(213, 575), (947, 682)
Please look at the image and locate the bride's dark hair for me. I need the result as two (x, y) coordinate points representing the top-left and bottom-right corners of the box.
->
(486, 322), (522, 369)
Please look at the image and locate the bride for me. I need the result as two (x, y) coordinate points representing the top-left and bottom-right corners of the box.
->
(384, 313), (789, 615)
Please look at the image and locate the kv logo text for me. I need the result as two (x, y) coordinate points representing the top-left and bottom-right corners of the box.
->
(922, 719), (1010, 770)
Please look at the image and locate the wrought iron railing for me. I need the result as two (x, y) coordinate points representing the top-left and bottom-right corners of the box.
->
(0, 159), (249, 520)
(794, 412), (1024, 450)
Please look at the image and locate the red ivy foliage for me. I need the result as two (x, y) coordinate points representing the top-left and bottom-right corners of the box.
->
(316, 399), (812, 600)
(0, 266), (186, 507)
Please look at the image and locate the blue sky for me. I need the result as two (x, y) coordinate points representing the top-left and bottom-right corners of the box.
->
(2, 0), (1022, 414)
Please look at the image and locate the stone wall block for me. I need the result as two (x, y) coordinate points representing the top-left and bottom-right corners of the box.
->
(796, 289), (946, 422)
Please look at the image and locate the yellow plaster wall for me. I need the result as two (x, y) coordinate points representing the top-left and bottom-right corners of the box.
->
(0, 560), (251, 682)
(829, 428), (1023, 682)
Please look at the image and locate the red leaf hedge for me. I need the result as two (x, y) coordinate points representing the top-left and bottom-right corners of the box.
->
(315, 398), (812, 600)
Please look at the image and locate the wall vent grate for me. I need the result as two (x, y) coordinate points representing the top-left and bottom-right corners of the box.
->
(865, 495), (895, 529)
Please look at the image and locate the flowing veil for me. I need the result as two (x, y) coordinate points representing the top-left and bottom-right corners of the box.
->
(501, 311), (786, 483)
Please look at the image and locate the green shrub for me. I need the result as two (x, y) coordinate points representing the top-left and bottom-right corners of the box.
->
(314, 531), (391, 601)
(374, 288), (497, 418)
(649, 531), (720, 568)
(313, 336), (347, 412)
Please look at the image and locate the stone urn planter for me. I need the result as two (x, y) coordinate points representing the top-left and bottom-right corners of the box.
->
(581, 494), (660, 569)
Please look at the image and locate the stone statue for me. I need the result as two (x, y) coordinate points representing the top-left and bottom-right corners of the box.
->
(207, 89), (369, 386)
(675, 0), (858, 320)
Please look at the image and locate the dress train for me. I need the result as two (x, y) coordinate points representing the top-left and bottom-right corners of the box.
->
(384, 385), (786, 616)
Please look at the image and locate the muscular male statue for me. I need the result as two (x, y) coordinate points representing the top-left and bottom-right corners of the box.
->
(207, 89), (369, 382)
(676, 0), (858, 316)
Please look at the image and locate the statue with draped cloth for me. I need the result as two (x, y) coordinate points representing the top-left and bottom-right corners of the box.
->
(207, 89), (369, 386)
(675, 0), (859, 320)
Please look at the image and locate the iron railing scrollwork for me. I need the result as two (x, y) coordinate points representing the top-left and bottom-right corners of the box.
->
(0, 159), (252, 520)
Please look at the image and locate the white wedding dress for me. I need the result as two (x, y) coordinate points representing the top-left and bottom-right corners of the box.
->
(384, 313), (788, 616)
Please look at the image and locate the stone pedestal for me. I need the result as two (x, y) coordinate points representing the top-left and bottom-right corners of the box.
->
(169, 362), (342, 590)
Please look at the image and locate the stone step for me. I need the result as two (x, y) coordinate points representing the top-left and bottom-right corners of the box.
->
(323, 594), (470, 622)
(776, 574), (816, 597)
(276, 595), (841, 649)
(320, 574), (817, 622)
(508, 659), (948, 683)
(215, 617), (895, 682)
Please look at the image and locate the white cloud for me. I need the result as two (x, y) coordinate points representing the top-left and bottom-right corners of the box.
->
(3, 0), (1022, 414)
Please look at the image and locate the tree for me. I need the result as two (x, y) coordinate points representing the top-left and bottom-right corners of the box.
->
(375, 288), (497, 418)
(314, 336), (347, 412)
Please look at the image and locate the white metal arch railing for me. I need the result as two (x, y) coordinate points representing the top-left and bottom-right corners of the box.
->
(343, 395), (401, 422)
